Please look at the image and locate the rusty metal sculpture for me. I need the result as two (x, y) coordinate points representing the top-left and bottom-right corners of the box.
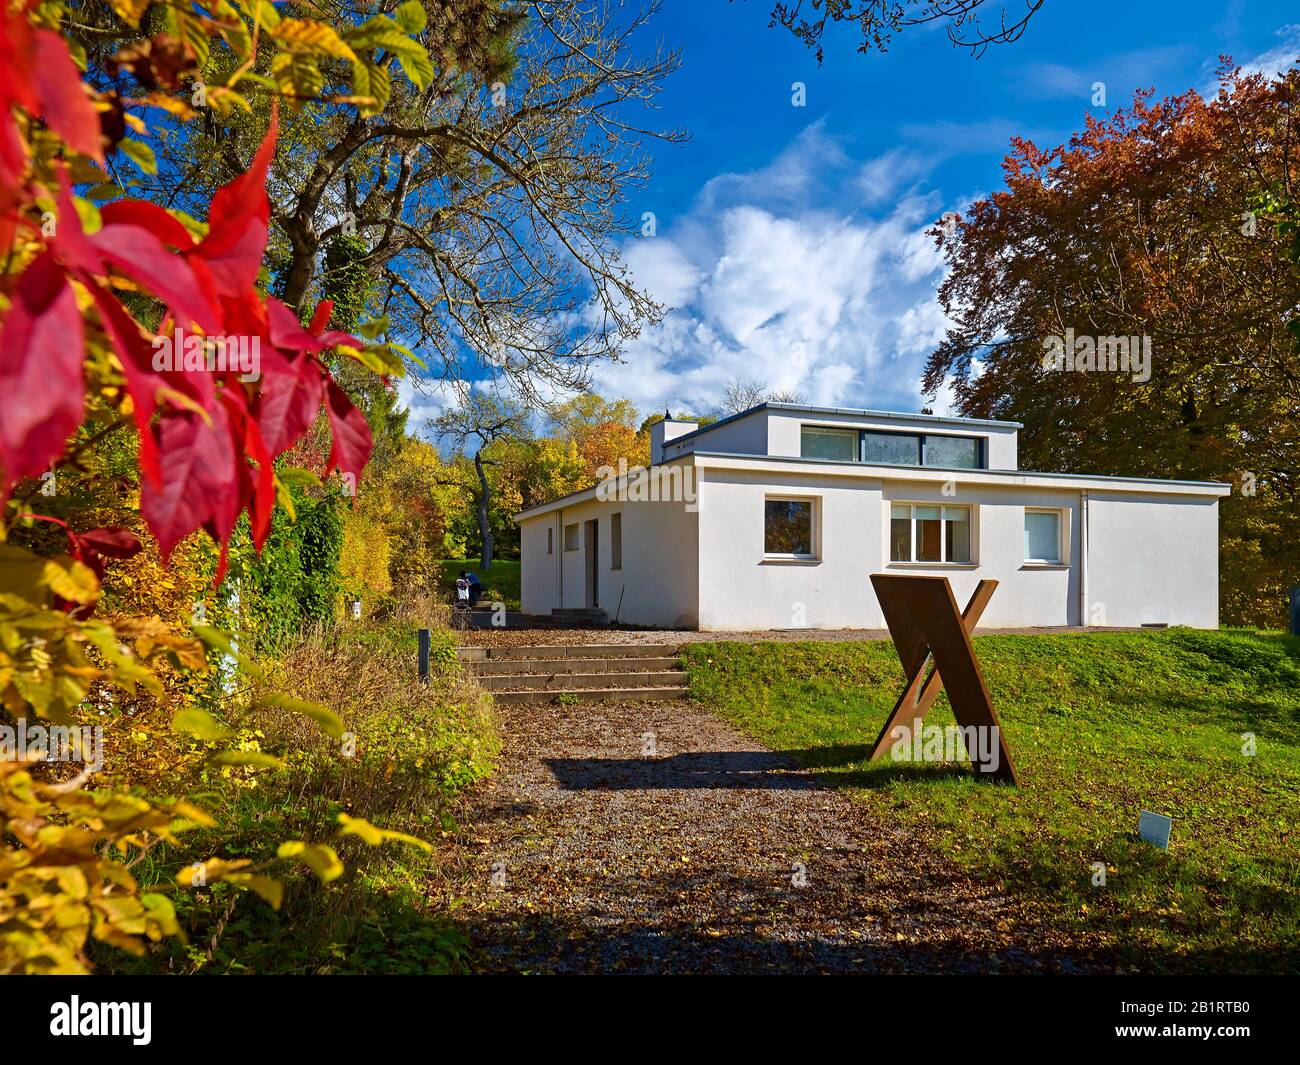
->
(867, 574), (1019, 785)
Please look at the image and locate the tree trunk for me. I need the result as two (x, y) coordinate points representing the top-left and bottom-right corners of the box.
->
(474, 449), (493, 570)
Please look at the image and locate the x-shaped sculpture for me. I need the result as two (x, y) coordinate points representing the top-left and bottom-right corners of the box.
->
(867, 574), (1019, 785)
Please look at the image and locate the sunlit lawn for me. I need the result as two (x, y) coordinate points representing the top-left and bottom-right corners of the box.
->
(684, 629), (1300, 973)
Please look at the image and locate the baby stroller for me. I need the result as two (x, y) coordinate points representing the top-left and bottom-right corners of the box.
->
(451, 577), (472, 630)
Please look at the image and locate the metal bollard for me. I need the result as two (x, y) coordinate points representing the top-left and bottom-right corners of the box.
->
(418, 627), (430, 683)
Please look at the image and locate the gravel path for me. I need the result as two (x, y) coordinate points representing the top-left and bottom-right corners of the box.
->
(447, 694), (1116, 974)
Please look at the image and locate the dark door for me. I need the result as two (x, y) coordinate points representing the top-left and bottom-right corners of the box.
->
(584, 518), (598, 608)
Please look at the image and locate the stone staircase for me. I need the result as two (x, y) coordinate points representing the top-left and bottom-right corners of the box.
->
(457, 643), (686, 704)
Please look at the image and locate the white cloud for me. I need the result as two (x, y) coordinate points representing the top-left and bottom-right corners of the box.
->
(1203, 23), (1300, 96)
(591, 125), (968, 420)
(397, 375), (454, 440)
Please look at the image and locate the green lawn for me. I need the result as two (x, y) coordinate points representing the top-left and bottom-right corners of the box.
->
(437, 558), (520, 610)
(683, 629), (1300, 973)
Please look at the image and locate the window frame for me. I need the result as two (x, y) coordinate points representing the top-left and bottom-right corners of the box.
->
(547, 527), (553, 555)
(888, 501), (976, 566)
(563, 523), (579, 551)
(763, 495), (820, 562)
(610, 511), (623, 570)
(799, 426), (860, 462)
(799, 423), (986, 470)
(1023, 507), (1067, 566)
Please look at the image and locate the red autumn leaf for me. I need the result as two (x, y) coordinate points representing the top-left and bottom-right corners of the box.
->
(217, 387), (275, 551)
(255, 351), (324, 458)
(86, 223), (217, 333)
(196, 112), (278, 299)
(99, 199), (196, 250)
(73, 527), (143, 560)
(0, 252), (83, 497)
(267, 297), (362, 351)
(57, 526), (142, 618)
(140, 408), (238, 563)
(324, 379), (373, 481)
(50, 175), (217, 333)
(30, 29), (104, 162)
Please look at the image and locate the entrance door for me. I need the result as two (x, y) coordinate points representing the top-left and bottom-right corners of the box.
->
(584, 518), (599, 608)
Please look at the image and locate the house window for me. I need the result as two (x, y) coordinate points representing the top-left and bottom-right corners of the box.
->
(610, 512), (622, 570)
(764, 498), (816, 558)
(863, 431), (921, 465)
(547, 527), (553, 555)
(890, 503), (972, 564)
(1024, 509), (1063, 564)
(801, 425), (986, 469)
(563, 523), (579, 551)
(923, 434), (982, 469)
(801, 427), (858, 461)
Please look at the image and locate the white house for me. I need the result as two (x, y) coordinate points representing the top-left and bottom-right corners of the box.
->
(514, 403), (1229, 631)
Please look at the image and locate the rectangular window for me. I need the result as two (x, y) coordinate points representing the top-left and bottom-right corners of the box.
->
(610, 512), (623, 569)
(801, 427), (858, 461)
(563, 523), (579, 551)
(890, 504), (911, 562)
(764, 498), (815, 558)
(862, 431), (921, 465)
(1024, 509), (1062, 563)
(547, 527), (553, 555)
(915, 504), (942, 562)
(890, 503), (973, 564)
(924, 434), (982, 469)
(799, 425), (987, 469)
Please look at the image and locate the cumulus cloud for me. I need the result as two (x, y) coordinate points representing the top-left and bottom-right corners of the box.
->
(1203, 23), (1300, 96)
(590, 124), (965, 419)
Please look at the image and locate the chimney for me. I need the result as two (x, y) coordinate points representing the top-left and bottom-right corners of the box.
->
(650, 415), (698, 465)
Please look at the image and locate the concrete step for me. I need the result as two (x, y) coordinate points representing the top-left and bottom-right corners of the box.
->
(491, 686), (688, 705)
(473, 656), (682, 676)
(457, 643), (681, 662)
(478, 670), (688, 691)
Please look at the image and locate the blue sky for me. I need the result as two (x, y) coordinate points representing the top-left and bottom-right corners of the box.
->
(412, 2), (1299, 426)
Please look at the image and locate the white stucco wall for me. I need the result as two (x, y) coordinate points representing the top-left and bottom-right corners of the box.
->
(696, 466), (884, 631)
(692, 464), (1221, 631)
(695, 470), (1080, 630)
(1083, 493), (1220, 628)
(519, 472), (700, 628)
(519, 456), (1224, 632)
(880, 479), (1081, 628)
(662, 410), (768, 462)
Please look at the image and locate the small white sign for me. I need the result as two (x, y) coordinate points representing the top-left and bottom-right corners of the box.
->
(1138, 810), (1173, 850)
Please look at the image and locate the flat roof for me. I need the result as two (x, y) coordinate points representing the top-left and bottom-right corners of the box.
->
(663, 401), (1023, 450)
(692, 451), (1232, 494)
(514, 450), (1230, 520)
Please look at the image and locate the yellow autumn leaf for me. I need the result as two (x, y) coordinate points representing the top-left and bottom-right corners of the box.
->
(273, 19), (358, 61)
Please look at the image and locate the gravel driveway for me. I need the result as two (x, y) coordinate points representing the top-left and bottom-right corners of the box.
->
(448, 693), (1116, 974)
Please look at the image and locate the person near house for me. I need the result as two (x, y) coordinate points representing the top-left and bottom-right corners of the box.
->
(457, 570), (482, 604)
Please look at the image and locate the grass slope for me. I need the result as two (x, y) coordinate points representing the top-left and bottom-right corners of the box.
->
(684, 629), (1300, 973)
